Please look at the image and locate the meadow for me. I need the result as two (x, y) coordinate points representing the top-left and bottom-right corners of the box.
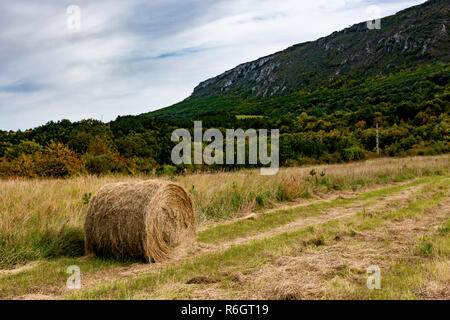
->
(0, 155), (448, 299)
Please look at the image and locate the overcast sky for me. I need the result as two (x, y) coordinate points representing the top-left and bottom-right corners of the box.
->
(0, 0), (425, 131)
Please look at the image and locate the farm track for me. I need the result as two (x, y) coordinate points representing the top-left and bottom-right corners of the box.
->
(2, 176), (448, 299)
(186, 198), (450, 300)
(0, 262), (41, 277)
(200, 183), (425, 251)
(196, 180), (403, 232)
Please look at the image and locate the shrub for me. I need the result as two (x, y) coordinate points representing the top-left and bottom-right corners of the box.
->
(157, 165), (177, 176)
(83, 153), (115, 175)
(4, 141), (43, 161)
(35, 143), (84, 178)
(83, 152), (131, 175)
(133, 157), (157, 175)
(0, 154), (37, 178)
(341, 146), (366, 161)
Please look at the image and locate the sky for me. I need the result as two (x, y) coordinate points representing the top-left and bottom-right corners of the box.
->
(0, 0), (426, 131)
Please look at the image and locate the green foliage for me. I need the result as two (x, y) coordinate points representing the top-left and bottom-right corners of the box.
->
(38, 226), (85, 258)
(0, 142), (83, 178)
(160, 165), (177, 176)
(256, 194), (265, 206)
(0, 226), (85, 268)
(82, 193), (92, 205)
(416, 236), (434, 256)
(83, 153), (129, 176)
(341, 146), (366, 161)
(4, 141), (43, 160)
(0, 65), (449, 178)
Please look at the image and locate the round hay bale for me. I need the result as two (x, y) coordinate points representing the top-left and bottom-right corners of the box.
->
(84, 179), (195, 262)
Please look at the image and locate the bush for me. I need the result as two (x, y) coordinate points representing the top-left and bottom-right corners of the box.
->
(0, 143), (83, 178)
(341, 146), (366, 161)
(35, 143), (84, 178)
(161, 164), (177, 176)
(0, 154), (37, 178)
(83, 153), (115, 175)
(132, 157), (157, 175)
(83, 152), (131, 175)
(4, 141), (43, 161)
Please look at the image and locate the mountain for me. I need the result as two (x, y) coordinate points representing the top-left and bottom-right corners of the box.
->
(148, 0), (449, 119)
(1, 0), (449, 177)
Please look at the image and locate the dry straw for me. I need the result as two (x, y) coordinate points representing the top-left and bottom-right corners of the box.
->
(84, 179), (196, 262)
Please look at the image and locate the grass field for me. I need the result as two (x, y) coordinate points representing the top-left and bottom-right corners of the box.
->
(0, 155), (449, 300)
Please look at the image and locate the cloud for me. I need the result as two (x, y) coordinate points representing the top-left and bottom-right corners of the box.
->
(0, 0), (425, 130)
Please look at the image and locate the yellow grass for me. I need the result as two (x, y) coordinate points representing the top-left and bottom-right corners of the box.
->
(0, 155), (448, 268)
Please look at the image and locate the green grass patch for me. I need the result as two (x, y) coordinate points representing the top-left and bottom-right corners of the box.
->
(0, 257), (131, 299)
(0, 226), (85, 269)
(197, 176), (445, 244)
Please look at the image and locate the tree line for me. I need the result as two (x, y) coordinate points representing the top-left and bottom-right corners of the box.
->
(0, 64), (448, 178)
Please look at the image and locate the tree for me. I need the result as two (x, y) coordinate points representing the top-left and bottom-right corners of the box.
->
(4, 141), (43, 160)
(35, 142), (84, 178)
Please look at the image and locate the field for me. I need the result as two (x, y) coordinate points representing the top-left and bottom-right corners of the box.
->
(0, 155), (449, 300)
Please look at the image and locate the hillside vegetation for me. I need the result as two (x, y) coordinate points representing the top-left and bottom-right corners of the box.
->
(0, 63), (448, 178)
(1, 1), (448, 178)
(151, 0), (449, 115)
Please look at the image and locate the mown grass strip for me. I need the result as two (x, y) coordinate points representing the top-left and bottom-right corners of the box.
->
(68, 177), (449, 300)
(324, 218), (450, 300)
(197, 176), (445, 244)
(0, 257), (131, 299)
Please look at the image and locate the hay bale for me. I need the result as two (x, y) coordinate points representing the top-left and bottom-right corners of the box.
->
(84, 179), (195, 262)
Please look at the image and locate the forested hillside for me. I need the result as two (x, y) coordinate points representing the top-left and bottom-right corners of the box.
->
(150, 0), (449, 117)
(0, 0), (448, 178)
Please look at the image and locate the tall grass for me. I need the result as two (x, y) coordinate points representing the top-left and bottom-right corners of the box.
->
(0, 155), (448, 268)
(182, 155), (449, 221)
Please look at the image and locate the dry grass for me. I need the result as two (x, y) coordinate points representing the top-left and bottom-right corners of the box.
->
(0, 155), (448, 268)
(0, 169), (447, 300)
(181, 155), (449, 222)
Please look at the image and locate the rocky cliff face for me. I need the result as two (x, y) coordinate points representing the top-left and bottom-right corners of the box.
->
(190, 0), (449, 99)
